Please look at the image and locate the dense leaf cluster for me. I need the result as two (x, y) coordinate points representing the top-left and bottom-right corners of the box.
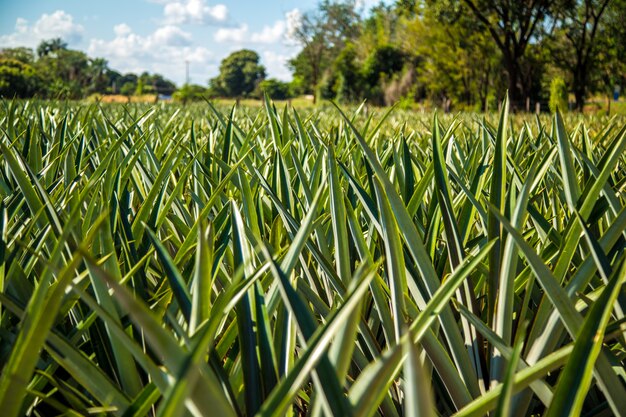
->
(0, 99), (625, 416)
(0, 39), (176, 100)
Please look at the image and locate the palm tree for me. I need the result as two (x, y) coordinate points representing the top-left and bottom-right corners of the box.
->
(36, 38), (67, 58)
(89, 58), (109, 94)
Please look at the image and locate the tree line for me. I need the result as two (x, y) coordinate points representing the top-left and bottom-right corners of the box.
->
(2, 0), (626, 111)
(201, 0), (626, 111)
(284, 0), (626, 111)
(0, 38), (176, 100)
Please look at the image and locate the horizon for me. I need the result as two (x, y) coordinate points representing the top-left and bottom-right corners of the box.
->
(0, 0), (385, 86)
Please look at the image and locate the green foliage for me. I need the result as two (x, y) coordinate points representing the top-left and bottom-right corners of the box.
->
(0, 59), (40, 98)
(36, 37), (67, 58)
(210, 49), (266, 98)
(256, 78), (293, 100)
(550, 76), (569, 113)
(39, 49), (91, 99)
(0, 39), (176, 100)
(120, 82), (135, 98)
(334, 42), (362, 102)
(318, 70), (339, 100)
(288, 44), (324, 96)
(288, 0), (361, 103)
(0, 47), (35, 64)
(284, 0), (626, 111)
(362, 44), (406, 104)
(1, 99), (625, 417)
(135, 77), (146, 95)
(547, 0), (616, 110)
(173, 83), (208, 103)
(362, 44), (405, 87)
(138, 72), (177, 96)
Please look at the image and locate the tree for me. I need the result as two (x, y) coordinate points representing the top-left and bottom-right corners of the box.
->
(360, 3), (401, 49)
(289, 0), (361, 103)
(87, 57), (109, 95)
(333, 42), (362, 102)
(257, 78), (293, 100)
(209, 49), (265, 98)
(106, 70), (122, 94)
(399, 3), (501, 110)
(135, 77), (146, 95)
(118, 73), (138, 88)
(36, 48), (90, 98)
(120, 82), (135, 102)
(0, 47), (35, 64)
(0, 59), (40, 97)
(0, 39), (178, 100)
(319, 0), (361, 52)
(550, 0), (611, 110)
(37, 38), (67, 58)
(460, 0), (556, 106)
(289, 25), (328, 102)
(173, 84), (208, 103)
(138, 72), (176, 96)
(362, 44), (406, 105)
(597, 0), (626, 106)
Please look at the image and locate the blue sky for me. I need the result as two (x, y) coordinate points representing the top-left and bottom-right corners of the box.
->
(0, 0), (382, 86)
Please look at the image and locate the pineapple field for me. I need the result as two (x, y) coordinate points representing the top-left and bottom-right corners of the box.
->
(0, 98), (625, 417)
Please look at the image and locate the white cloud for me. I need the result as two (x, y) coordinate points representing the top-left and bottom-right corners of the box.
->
(0, 10), (84, 48)
(251, 21), (286, 44)
(163, 0), (228, 25)
(214, 10), (299, 45)
(214, 24), (248, 43)
(262, 50), (296, 81)
(88, 24), (213, 84)
(114, 23), (132, 37)
(153, 25), (192, 46)
(285, 9), (302, 42)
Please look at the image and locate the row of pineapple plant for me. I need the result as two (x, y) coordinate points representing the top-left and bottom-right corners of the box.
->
(0, 97), (625, 416)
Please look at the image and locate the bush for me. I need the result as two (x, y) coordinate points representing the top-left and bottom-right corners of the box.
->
(318, 70), (338, 101)
(549, 76), (568, 113)
(362, 45), (406, 105)
(120, 82), (135, 101)
(257, 78), (292, 100)
(0, 58), (41, 98)
(334, 42), (362, 103)
(173, 84), (208, 103)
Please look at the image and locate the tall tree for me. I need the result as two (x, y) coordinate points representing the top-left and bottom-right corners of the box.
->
(289, 0), (360, 103)
(598, 0), (626, 99)
(289, 40), (326, 100)
(36, 48), (90, 98)
(359, 4), (401, 51)
(460, 0), (555, 105)
(550, 0), (611, 110)
(400, 3), (500, 109)
(87, 57), (109, 94)
(36, 38), (67, 58)
(209, 49), (265, 98)
(333, 42), (362, 102)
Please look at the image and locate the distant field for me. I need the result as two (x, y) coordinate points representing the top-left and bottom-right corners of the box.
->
(0, 99), (625, 417)
(88, 93), (626, 118)
(90, 94), (318, 109)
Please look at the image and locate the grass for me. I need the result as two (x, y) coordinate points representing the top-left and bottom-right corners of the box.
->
(0, 97), (625, 416)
